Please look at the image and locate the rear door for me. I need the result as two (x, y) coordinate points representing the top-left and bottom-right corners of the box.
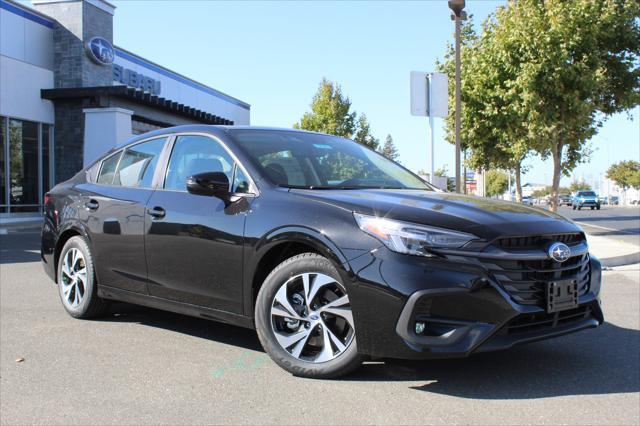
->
(79, 137), (168, 293)
(144, 134), (255, 313)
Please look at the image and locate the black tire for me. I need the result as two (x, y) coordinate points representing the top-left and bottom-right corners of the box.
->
(572, 205), (576, 210)
(255, 253), (363, 379)
(578, 206), (581, 210)
(591, 206), (594, 210)
(57, 236), (107, 319)
(596, 205), (601, 210)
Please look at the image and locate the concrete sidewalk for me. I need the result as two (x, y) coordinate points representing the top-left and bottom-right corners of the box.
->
(586, 233), (640, 268)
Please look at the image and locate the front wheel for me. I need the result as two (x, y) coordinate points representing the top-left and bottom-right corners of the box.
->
(255, 253), (363, 378)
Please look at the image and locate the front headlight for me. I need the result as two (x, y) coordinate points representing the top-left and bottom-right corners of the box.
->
(354, 213), (478, 256)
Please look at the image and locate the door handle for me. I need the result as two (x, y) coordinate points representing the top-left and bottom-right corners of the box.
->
(147, 206), (166, 219)
(85, 199), (99, 211)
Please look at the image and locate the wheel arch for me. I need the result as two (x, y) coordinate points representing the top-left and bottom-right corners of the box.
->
(245, 226), (352, 318)
(53, 223), (92, 283)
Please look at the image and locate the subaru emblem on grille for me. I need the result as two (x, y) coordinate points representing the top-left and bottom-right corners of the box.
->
(548, 242), (571, 263)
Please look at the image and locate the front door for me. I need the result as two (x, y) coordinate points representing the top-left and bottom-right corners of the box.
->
(144, 134), (253, 313)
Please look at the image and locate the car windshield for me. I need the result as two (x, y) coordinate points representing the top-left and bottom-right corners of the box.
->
(578, 191), (596, 196)
(228, 130), (432, 190)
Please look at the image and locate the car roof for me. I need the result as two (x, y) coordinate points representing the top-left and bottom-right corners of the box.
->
(116, 125), (324, 149)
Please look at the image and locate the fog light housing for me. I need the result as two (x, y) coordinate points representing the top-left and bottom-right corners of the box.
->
(415, 321), (426, 334)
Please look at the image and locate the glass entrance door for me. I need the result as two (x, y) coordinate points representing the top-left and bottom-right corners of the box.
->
(0, 116), (54, 214)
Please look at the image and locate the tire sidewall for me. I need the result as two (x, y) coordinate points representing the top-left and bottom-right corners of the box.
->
(57, 236), (97, 318)
(255, 253), (361, 379)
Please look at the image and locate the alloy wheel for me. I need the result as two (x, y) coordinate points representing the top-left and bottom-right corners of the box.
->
(270, 272), (355, 363)
(60, 248), (87, 308)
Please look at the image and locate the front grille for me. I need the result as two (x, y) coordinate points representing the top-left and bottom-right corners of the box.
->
(481, 253), (591, 307)
(493, 233), (584, 250)
(506, 305), (593, 334)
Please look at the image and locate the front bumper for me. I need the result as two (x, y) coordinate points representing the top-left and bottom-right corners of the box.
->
(576, 199), (599, 206)
(345, 248), (603, 360)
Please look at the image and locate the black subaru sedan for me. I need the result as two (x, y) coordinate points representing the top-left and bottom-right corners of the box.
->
(41, 126), (603, 378)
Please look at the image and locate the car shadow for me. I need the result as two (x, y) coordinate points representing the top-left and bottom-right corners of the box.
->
(348, 322), (639, 399)
(97, 303), (638, 399)
(98, 302), (264, 352)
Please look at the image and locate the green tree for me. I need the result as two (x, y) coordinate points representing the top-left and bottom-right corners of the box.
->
(485, 170), (509, 197)
(492, 0), (640, 211)
(569, 180), (592, 192)
(437, 15), (531, 202)
(381, 134), (399, 162)
(606, 160), (640, 190)
(353, 114), (379, 150)
(294, 78), (356, 138)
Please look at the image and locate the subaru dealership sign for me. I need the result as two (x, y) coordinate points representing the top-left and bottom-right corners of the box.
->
(85, 36), (161, 95)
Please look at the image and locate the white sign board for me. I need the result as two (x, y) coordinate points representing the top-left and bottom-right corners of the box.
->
(410, 71), (448, 118)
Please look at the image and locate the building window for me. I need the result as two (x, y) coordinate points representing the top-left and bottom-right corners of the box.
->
(0, 118), (6, 213)
(0, 116), (54, 214)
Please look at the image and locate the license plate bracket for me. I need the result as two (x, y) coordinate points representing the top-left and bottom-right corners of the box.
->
(547, 280), (578, 313)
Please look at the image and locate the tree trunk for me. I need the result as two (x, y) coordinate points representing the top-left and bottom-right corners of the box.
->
(515, 163), (523, 203)
(550, 143), (563, 212)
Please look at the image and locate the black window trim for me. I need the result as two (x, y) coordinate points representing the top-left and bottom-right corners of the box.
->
(157, 132), (259, 197)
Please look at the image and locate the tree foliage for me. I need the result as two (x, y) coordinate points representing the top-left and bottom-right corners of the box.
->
(569, 180), (593, 192)
(485, 170), (509, 197)
(294, 78), (356, 138)
(353, 114), (379, 150)
(606, 160), (640, 190)
(438, 0), (640, 209)
(381, 134), (399, 161)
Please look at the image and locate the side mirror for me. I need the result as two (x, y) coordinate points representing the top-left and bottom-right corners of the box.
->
(186, 172), (230, 197)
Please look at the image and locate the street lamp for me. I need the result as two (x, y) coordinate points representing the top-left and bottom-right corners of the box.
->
(448, 0), (466, 193)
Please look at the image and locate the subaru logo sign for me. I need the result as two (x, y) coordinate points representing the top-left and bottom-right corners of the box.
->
(548, 242), (571, 263)
(86, 36), (114, 66)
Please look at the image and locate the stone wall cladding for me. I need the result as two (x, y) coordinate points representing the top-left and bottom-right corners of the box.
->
(53, 101), (85, 182)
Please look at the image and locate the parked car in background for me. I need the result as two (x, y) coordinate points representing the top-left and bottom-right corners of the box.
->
(521, 196), (533, 205)
(559, 194), (572, 206)
(572, 191), (600, 210)
(41, 125), (604, 378)
(610, 196), (619, 205)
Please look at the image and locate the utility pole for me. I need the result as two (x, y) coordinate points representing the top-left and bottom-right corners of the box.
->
(449, 0), (466, 193)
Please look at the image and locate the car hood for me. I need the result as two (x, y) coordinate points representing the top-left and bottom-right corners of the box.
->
(290, 189), (582, 242)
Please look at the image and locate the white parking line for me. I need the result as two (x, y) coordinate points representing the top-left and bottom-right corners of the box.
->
(574, 221), (638, 235)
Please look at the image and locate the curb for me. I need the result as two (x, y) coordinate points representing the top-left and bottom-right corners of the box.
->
(599, 252), (640, 268)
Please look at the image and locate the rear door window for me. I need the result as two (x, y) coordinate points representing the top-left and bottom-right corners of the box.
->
(113, 138), (167, 188)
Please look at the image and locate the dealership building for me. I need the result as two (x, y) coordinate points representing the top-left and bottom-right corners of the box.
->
(0, 0), (250, 216)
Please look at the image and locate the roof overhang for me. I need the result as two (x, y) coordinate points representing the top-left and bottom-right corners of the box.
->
(41, 85), (234, 125)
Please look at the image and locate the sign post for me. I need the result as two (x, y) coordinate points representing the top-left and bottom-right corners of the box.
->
(411, 72), (448, 184)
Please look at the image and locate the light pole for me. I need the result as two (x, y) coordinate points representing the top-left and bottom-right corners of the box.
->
(449, 0), (466, 193)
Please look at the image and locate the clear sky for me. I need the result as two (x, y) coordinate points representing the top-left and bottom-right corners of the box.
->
(30, 0), (640, 188)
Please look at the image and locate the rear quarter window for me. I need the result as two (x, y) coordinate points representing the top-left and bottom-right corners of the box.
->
(97, 151), (122, 185)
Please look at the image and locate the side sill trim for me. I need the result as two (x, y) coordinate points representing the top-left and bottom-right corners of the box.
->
(97, 285), (255, 329)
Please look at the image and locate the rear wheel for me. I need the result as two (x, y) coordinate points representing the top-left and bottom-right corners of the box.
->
(596, 205), (601, 210)
(255, 253), (363, 378)
(591, 206), (594, 210)
(57, 236), (107, 318)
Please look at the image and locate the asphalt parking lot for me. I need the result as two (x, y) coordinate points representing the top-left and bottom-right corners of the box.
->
(1, 231), (639, 425)
(560, 205), (640, 249)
